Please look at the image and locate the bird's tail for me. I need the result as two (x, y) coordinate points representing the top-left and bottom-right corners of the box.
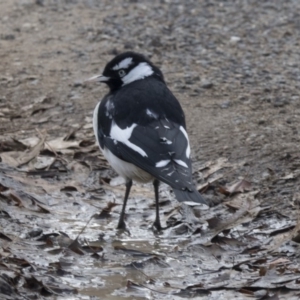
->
(172, 187), (210, 206)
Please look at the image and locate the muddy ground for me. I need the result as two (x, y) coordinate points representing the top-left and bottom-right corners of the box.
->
(1, 0), (300, 299)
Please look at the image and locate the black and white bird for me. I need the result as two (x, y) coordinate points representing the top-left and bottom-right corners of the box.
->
(86, 52), (209, 230)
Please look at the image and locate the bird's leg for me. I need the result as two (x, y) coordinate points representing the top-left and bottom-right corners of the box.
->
(117, 179), (132, 230)
(153, 179), (162, 230)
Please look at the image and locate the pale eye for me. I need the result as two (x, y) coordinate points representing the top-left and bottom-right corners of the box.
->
(118, 69), (126, 77)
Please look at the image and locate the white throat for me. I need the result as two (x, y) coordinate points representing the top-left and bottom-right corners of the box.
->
(122, 62), (154, 85)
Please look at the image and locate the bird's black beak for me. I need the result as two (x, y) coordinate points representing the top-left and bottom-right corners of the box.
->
(84, 74), (110, 83)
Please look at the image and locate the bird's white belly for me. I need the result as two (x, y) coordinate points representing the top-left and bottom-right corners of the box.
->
(102, 147), (153, 183)
(93, 101), (153, 183)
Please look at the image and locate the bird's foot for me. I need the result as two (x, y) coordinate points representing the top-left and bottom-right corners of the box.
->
(152, 220), (165, 232)
(117, 219), (127, 230)
(116, 222), (131, 235)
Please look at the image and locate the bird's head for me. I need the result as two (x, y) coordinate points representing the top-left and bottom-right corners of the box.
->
(85, 52), (165, 91)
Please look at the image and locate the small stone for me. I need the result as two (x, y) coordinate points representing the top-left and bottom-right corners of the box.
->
(27, 229), (43, 238)
(108, 48), (119, 55)
(273, 98), (288, 107)
(1, 34), (15, 40)
(262, 52), (271, 56)
(220, 100), (231, 109)
(124, 41), (135, 49)
(230, 36), (241, 43)
(201, 80), (213, 89)
(73, 81), (82, 87)
(238, 95), (249, 101)
(149, 37), (162, 47)
(185, 79), (193, 85)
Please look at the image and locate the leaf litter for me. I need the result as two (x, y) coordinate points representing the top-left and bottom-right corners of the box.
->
(0, 110), (299, 300)
(2, 140), (300, 299)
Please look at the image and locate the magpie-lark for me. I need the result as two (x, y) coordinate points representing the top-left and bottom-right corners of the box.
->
(86, 52), (209, 230)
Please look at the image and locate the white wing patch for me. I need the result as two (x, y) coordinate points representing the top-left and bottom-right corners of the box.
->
(110, 122), (148, 157)
(160, 137), (172, 145)
(156, 160), (170, 168)
(174, 159), (188, 168)
(179, 126), (191, 158)
(122, 62), (154, 85)
(112, 57), (133, 70)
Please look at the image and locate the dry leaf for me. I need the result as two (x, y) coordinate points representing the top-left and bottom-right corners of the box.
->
(197, 174), (224, 192)
(200, 157), (230, 179)
(96, 201), (119, 219)
(46, 137), (81, 151)
(281, 172), (299, 180)
(17, 136), (46, 167)
(268, 218), (300, 253)
(31, 103), (56, 115)
(20, 137), (40, 147)
(31, 116), (50, 124)
(7, 174), (85, 194)
(36, 203), (51, 214)
(0, 183), (9, 192)
(32, 156), (55, 170)
(68, 239), (85, 255)
(207, 217), (222, 229)
(9, 192), (24, 207)
(63, 126), (81, 141)
(269, 257), (291, 267)
(0, 232), (12, 241)
(220, 179), (252, 195)
(0, 152), (19, 167)
(0, 138), (27, 152)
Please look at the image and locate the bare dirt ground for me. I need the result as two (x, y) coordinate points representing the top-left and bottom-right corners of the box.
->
(1, 0), (300, 299)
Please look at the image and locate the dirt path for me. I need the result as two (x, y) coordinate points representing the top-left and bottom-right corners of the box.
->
(1, 1), (300, 299)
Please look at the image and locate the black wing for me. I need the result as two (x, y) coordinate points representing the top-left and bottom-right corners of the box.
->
(103, 119), (194, 191)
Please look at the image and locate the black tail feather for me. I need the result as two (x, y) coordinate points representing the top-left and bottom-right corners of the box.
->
(173, 187), (209, 206)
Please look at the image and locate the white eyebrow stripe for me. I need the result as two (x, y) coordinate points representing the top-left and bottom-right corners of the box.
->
(112, 57), (133, 70)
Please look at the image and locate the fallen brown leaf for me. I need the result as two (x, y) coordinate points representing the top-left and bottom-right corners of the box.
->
(207, 217), (222, 229)
(0, 183), (9, 192)
(0, 152), (19, 167)
(197, 157), (230, 178)
(9, 192), (24, 207)
(45, 137), (81, 151)
(220, 179), (252, 195)
(268, 218), (300, 253)
(17, 136), (46, 167)
(0, 138), (27, 152)
(0, 232), (12, 242)
(96, 201), (119, 219)
(269, 257), (291, 267)
(68, 239), (85, 255)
